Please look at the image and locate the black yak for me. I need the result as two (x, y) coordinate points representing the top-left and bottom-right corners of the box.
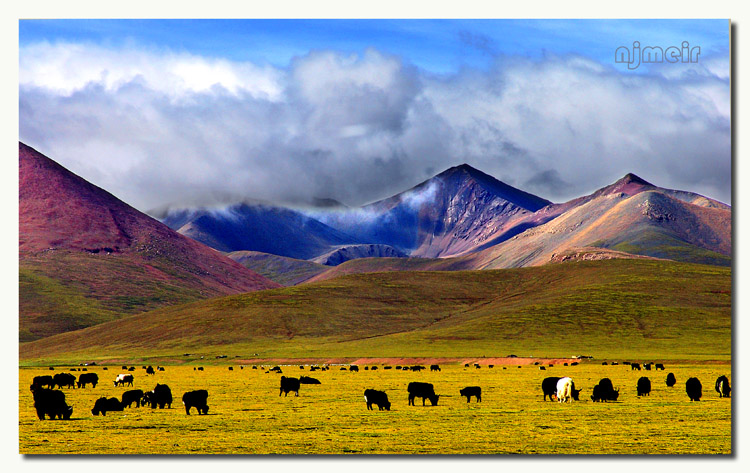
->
(121, 389), (144, 408)
(31, 385), (72, 420)
(685, 377), (702, 401)
(299, 376), (321, 384)
(666, 373), (677, 387)
(280, 376), (301, 397)
(591, 378), (619, 402)
(182, 390), (209, 415)
(637, 377), (651, 396)
(459, 386), (482, 403)
(77, 372), (99, 388)
(364, 389), (391, 411)
(53, 373), (76, 389)
(143, 384), (172, 408)
(541, 377), (561, 401)
(32, 375), (54, 389)
(91, 397), (124, 416)
(407, 382), (439, 406)
(715, 376), (731, 398)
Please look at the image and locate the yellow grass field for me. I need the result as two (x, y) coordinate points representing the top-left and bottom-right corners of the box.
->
(19, 361), (731, 455)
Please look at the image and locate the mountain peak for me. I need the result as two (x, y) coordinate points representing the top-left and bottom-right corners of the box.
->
(619, 173), (653, 186)
(436, 163), (485, 180)
(587, 172), (654, 199)
(429, 163), (551, 212)
(442, 163), (474, 172)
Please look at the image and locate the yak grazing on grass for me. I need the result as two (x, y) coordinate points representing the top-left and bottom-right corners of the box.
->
(31, 385), (73, 420)
(121, 389), (144, 408)
(715, 376), (731, 398)
(459, 386), (482, 403)
(364, 389), (391, 411)
(279, 376), (301, 397)
(637, 377), (652, 396)
(143, 384), (173, 408)
(686, 377), (702, 401)
(541, 377), (561, 401)
(114, 374), (134, 387)
(91, 397), (123, 416)
(76, 372), (98, 388)
(666, 373), (677, 387)
(299, 376), (321, 384)
(53, 373), (76, 389)
(32, 375), (54, 389)
(407, 382), (439, 406)
(182, 390), (209, 415)
(591, 378), (619, 402)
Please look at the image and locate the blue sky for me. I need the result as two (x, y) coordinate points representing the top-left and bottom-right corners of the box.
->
(18, 19), (731, 209)
(19, 19), (729, 74)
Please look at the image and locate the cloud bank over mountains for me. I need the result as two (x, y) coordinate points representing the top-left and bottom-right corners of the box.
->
(19, 41), (730, 211)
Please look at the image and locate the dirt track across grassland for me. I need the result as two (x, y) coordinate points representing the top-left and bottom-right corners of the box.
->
(233, 356), (580, 366)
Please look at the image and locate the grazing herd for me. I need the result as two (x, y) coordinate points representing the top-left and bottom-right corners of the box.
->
(541, 367), (730, 403)
(30, 370), (199, 421)
(539, 362), (732, 404)
(28, 363), (731, 422)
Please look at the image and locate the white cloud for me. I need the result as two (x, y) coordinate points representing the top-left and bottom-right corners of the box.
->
(19, 42), (284, 101)
(402, 181), (440, 209)
(19, 43), (731, 211)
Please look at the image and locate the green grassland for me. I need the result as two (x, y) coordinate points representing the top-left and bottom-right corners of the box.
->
(20, 259), (731, 364)
(19, 363), (731, 454)
(19, 269), (119, 342)
(20, 251), (232, 342)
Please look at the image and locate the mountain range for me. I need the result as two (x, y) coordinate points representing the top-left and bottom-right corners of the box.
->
(19, 141), (731, 341)
(158, 164), (556, 262)
(157, 161), (730, 281)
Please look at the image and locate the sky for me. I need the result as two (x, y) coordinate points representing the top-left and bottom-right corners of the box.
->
(18, 19), (731, 211)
